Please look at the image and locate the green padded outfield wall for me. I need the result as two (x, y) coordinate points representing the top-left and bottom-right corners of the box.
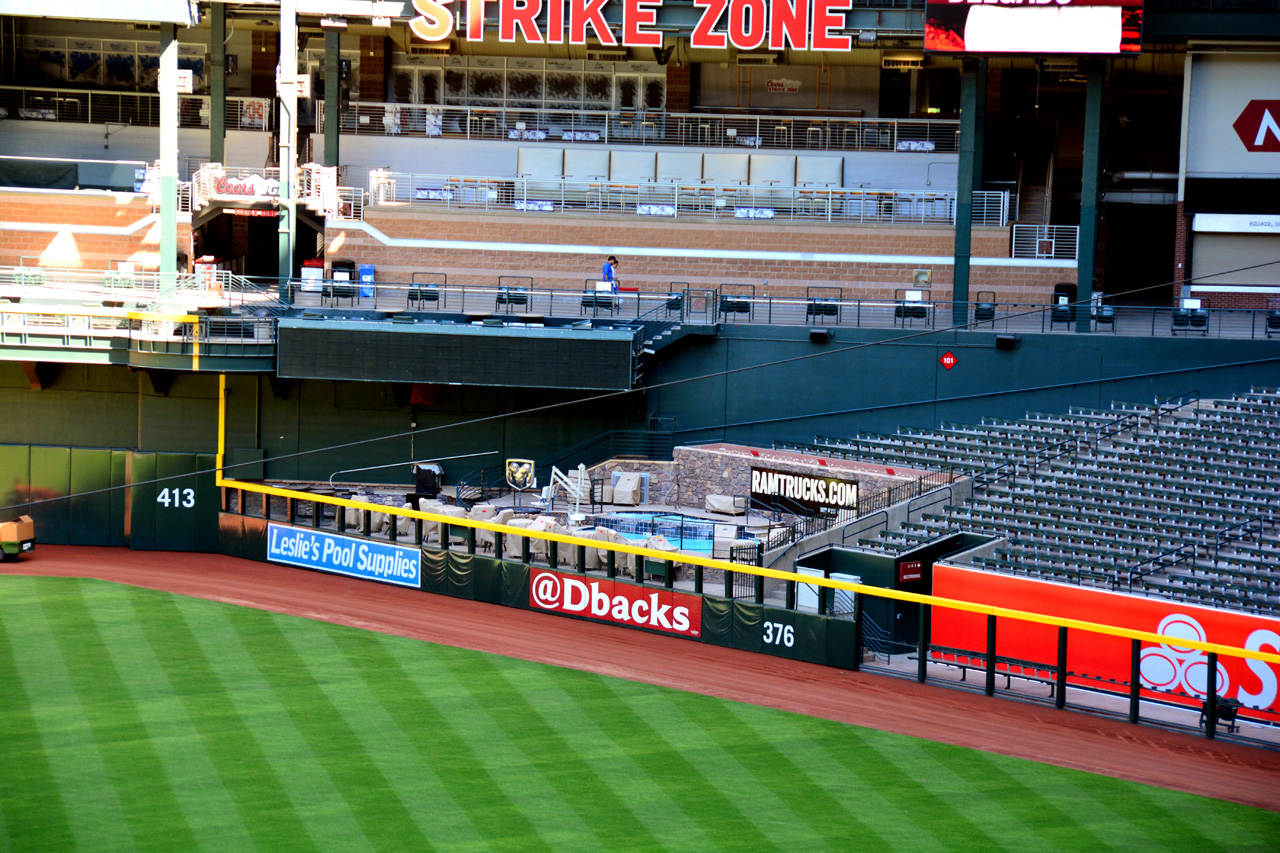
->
(218, 515), (864, 671)
(0, 444), (217, 551)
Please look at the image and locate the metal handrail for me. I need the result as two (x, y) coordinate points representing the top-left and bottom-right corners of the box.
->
(319, 99), (961, 153)
(366, 170), (1009, 227)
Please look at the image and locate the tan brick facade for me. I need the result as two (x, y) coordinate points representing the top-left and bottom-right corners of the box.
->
(0, 191), (191, 272)
(327, 208), (1077, 303)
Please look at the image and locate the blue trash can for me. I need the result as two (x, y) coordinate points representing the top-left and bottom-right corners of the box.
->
(358, 263), (375, 298)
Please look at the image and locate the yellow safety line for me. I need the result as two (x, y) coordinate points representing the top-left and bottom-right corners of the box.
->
(215, 376), (1280, 667)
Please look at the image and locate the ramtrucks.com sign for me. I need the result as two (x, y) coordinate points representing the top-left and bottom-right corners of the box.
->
(750, 466), (858, 515)
(529, 570), (701, 637)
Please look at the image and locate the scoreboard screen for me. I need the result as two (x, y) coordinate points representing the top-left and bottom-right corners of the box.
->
(925, 0), (1143, 55)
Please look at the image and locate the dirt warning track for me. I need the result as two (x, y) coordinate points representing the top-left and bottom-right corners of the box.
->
(7, 545), (1279, 812)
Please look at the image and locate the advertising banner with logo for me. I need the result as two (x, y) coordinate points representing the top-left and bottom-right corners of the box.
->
(749, 467), (858, 515)
(528, 569), (702, 638)
(924, 0), (1142, 55)
(209, 173), (280, 203)
(266, 522), (421, 588)
(1186, 55), (1280, 179)
(932, 564), (1280, 721)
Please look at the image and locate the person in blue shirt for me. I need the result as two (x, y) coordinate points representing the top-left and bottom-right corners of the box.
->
(601, 255), (618, 291)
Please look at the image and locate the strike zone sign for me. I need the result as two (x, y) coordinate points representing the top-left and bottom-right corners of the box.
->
(529, 570), (702, 637)
(410, 0), (865, 51)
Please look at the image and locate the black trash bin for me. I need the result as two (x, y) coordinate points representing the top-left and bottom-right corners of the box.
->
(1051, 282), (1077, 325)
(329, 259), (358, 306)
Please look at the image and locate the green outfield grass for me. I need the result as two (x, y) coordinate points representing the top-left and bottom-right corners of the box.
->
(1, 575), (1277, 852)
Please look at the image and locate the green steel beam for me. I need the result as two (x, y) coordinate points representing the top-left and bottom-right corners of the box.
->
(325, 30), (340, 168)
(1077, 66), (1105, 334)
(952, 59), (985, 326)
(210, 4), (226, 165)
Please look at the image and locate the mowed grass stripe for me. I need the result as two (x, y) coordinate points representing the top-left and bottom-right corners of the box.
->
(332, 629), (554, 853)
(0, 578), (76, 851)
(224, 608), (434, 852)
(576, 674), (874, 850)
(172, 595), (377, 852)
(664, 690), (901, 850)
(383, 640), (597, 850)
(285, 619), (488, 849)
(3, 577), (136, 851)
(453, 654), (668, 851)
(988, 746), (1278, 851)
(82, 582), (258, 849)
(521, 666), (724, 849)
(824, 726), (1046, 847)
(914, 740), (1141, 848)
(595, 675), (784, 851)
(132, 586), (323, 851)
(722, 708), (951, 849)
(42, 581), (203, 851)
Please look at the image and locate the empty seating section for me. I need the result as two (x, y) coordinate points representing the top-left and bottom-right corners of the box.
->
(506, 146), (843, 212)
(780, 390), (1280, 616)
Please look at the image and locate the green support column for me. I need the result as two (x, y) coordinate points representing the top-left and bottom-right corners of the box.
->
(952, 59), (985, 326)
(1076, 66), (1105, 333)
(159, 24), (178, 276)
(324, 30), (341, 168)
(277, 0), (298, 296)
(210, 4), (226, 164)
(972, 59), (986, 193)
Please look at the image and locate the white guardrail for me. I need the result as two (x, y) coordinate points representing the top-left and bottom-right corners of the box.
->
(369, 170), (1010, 227)
(1013, 225), (1080, 261)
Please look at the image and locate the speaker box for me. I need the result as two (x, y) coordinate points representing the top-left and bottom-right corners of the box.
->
(996, 335), (1022, 351)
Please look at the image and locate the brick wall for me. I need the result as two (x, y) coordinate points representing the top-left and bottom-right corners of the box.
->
(251, 31), (277, 99)
(666, 65), (691, 113)
(0, 191), (191, 271)
(1172, 199), (1188, 306)
(359, 36), (386, 102)
(327, 209), (1076, 302)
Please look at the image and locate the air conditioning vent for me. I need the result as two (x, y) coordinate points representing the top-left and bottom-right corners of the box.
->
(737, 52), (778, 66)
(408, 42), (453, 57)
(586, 47), (628, 62)
(882, 57), (923, 70)
(1042, 59), (1078, 73)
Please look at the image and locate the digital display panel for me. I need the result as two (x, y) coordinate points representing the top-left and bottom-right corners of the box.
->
(925, 0), (1143, 55)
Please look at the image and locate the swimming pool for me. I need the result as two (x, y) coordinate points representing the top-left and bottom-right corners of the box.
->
(588, 512), (748, 556)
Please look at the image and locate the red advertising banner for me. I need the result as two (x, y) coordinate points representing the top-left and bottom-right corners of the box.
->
(529, 569), (702, 638)
(932, 564), (1280, 722)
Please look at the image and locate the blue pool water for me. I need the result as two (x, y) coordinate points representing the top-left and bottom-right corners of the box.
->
(589, 512), (743, 555)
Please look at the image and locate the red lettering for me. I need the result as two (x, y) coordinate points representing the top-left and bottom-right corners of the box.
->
(547, 0), (564, 42)
(623, 0), (663, 47)
(465, 0), (487, 40)
(810, 0), (851, 50)
(728, 0), (767, 50)
(409, 0), (455, 41)
(691, 0), (728, 49)
(569, 0), (615, 44)
(768, 0), (808, 50)
(500, 0), (543, 41)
